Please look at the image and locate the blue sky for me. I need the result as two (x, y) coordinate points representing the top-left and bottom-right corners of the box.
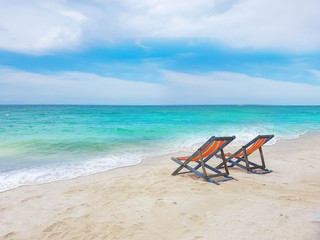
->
(1, 0), (320, 104)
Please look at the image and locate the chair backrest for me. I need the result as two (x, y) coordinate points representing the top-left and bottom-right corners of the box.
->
(188, 136), (235, 161)
(234, 135), (274, 158)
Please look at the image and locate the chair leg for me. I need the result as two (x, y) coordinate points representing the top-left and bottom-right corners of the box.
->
(216, 155), (233, 170)
(221, 149), (229, 175)
(171, 157), (220, 184)
(172, 157), (193, 175)
(172, 164), (185, 175)
(259, 147), (266, 169)
(242, 147), (251, 172)
(199, 150), (208, 180)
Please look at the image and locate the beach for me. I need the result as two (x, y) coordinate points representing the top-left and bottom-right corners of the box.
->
(1, 133), (319, 240)
(2, 0), (320, 239)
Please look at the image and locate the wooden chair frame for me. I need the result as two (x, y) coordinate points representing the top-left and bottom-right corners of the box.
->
(171, 136), (236, 185)
(216, 135), (274, 174)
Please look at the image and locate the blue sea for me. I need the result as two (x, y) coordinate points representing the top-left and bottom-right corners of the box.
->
(0, 105), (319, 192)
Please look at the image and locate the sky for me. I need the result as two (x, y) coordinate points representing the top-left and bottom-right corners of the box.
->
(1, 0), (320, 105)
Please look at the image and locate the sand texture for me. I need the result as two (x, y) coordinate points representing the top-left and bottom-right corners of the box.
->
(1, 134), (320, 240)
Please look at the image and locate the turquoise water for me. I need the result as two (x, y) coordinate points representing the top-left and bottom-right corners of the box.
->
(0, 105), (320, 191)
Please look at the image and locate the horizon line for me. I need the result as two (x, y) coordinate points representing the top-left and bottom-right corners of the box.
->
(1, 104), (320, 107)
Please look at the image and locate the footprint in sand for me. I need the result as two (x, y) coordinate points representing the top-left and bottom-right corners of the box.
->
(43, 221), (70, 234)
(2, 232), (16, 240)
(277, 195), (301, 201)
(180, 213), (203, 224)
(20, 195), (42, 203)
(193, 236), (206, 240)
(154, 198), (167, 207)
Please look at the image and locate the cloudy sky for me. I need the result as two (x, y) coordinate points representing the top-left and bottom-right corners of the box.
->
(1, 0), (320, 104)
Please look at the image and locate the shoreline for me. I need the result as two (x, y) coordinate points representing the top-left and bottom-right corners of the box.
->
(1, 131), (320, 194)
(1, 133), (320, 239)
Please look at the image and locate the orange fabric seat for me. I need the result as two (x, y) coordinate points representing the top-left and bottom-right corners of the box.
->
(177, 139), (228, 161)
(231, 138), (267, 158)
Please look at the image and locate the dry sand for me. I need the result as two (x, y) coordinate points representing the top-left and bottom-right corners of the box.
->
(0, 133), (320, 240)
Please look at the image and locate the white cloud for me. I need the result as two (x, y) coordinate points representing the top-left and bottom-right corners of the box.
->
(1, 67), (319, 104)
(0, 67), (169, 104)
(0, 0), (87, 53)
(309, 69), (320, 81)
(58, 10), (88, 22)
(204, 0), (320, 51)
(0, 0), (320, 53)
(162, 70), (320, 105)
(134, 39), (151, 50)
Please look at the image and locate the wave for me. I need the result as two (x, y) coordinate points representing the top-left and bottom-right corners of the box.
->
(0, 130), (311, 193)
(0, 153), (142, 192)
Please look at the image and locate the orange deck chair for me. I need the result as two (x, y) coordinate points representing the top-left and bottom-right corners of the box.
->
(216, 135), (274, 174)
(171, 136), (236, 185)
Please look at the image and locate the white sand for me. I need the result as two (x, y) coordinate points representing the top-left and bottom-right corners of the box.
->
(0, 133), (320, 240)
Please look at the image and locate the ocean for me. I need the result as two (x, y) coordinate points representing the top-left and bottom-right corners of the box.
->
(0, 105), (319, 192)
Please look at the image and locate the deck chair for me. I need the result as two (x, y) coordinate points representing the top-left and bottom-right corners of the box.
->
(171, 136), (236, 185)
(216, 135), (274, 174)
